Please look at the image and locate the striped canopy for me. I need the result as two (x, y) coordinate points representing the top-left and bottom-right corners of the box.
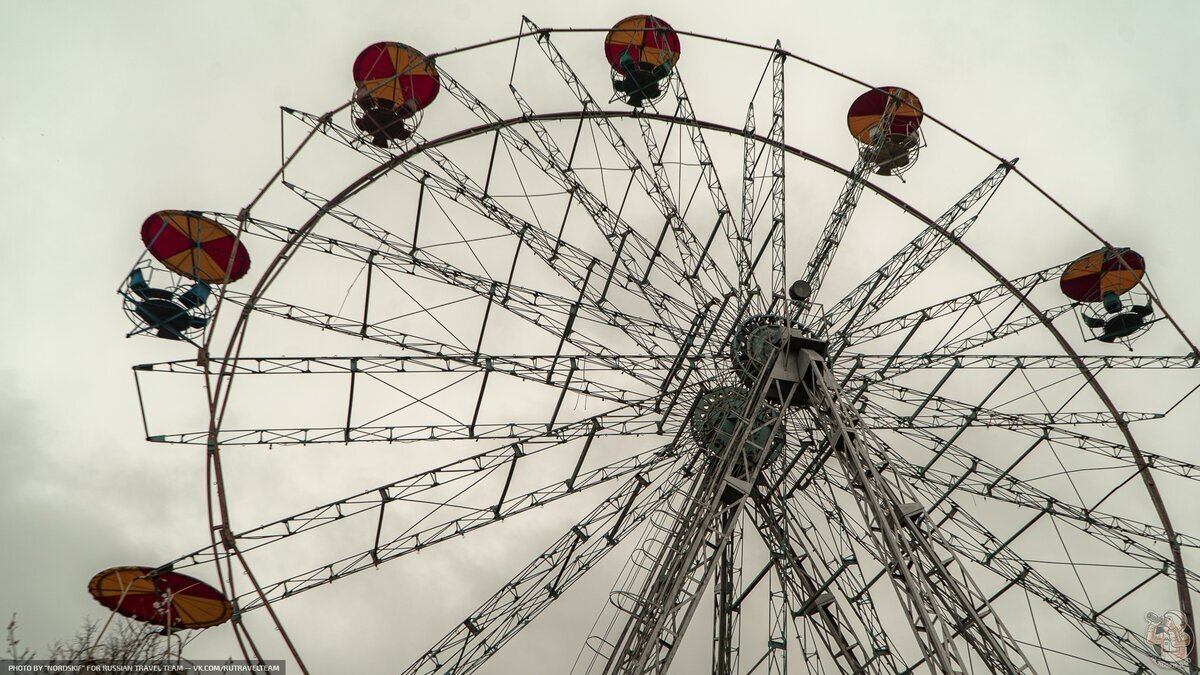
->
(1060, 248), (1145, 303)
(353, 42), (440, 113)
(847, 87), (923, 144)
(141, 211), (250, 284)
(88, 566), (232, 630)
(604, 15), (681, 71)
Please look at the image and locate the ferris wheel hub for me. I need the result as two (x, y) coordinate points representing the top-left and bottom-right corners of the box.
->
(731, 314), (827, 407)
(689, 385), (785, 470)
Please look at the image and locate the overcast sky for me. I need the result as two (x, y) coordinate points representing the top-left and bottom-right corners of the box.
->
(2, 2), (1199, 673)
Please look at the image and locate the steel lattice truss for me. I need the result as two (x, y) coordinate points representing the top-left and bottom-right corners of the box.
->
(122, 21), (1200, 675)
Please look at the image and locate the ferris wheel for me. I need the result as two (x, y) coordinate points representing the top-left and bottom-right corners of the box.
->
(98, 15), (1200, 675)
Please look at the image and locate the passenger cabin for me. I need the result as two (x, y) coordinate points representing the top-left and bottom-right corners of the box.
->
(847, 87), (924, 177)
(605, 15), (681, 107)
(1060, 247), (1155, 346)
(352, 42), (441, 147)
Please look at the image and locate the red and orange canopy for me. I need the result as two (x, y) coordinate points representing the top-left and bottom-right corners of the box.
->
(353, 42), (440, 113)
(141, 211), (250, 284)
(88, 566), (232, 630)
(604, 15), (681, 71)
(847, 87), (923, 144)
(1060, 248), (1145, 303)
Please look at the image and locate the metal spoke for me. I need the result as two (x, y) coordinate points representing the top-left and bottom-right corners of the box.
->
(799, 363), (1037, 673)
(520, 18), (734, 301)
(824, 160), (1014, 332)
(284, 107), (697, 335)
(800, 93), (908, 303)
(239, 443), (679, 613)
(880, 424), (1200, 551)
(149, 407), (670, 447)
(245, 201), (685, 363)
(840, 352), (1200, 374)
(162, 414), (648, 571)
(210, 290), (664, 398)
(444, 75), (703, 328)
(823, 459), (1184, 673)
(664, 73), (748, 296)
(838, 262), (1070, 350)
(402, 458), (689, 675)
